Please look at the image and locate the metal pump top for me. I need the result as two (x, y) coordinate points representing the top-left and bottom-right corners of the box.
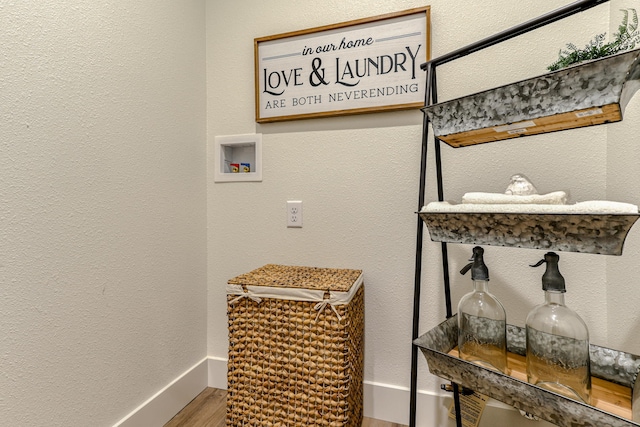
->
(460, 246), (489, 281)
(531, 251), (566, 292)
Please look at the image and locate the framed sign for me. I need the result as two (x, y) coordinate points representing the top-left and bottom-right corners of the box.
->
(254, 7), (431, 123)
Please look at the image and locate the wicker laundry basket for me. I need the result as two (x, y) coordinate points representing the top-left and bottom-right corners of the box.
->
(226, 264), (364, 427)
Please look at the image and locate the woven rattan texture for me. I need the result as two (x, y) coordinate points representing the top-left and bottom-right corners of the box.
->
(227, 264), (362, 292)
(226, 276), (364, 427)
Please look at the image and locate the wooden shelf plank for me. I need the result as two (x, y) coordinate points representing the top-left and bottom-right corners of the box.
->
(448, 348), (632, 420)
(439, 104), (622, 148)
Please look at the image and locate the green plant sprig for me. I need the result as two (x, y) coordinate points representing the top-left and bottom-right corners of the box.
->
(547, 8), (640, 71)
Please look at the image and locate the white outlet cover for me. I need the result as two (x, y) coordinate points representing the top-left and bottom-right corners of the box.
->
(287, 201), (303, 228)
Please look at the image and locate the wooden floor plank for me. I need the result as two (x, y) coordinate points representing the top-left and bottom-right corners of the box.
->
(163, 387), (407, 427)
(164, 388), (226, 427)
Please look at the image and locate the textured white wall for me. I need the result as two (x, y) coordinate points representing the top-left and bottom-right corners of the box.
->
(606, 0), (640, 355)
(5, 1), (634, 426)
(207, 1), (635, 425)
(0, 1), (207, 426)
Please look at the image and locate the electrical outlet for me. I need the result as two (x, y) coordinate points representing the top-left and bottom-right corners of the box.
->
(287, 201), (303, 228)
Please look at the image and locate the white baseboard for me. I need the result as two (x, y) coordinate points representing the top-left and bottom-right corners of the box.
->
(112, 357), (208, 427)
(364, 381), (451, 426)
(362, 382), (551, 427)
(114, 357), (537, 427)
(207, 356), (228, 390)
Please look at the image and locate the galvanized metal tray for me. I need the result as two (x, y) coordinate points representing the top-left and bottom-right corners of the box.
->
(419, 212), (640, 255)
(422, 49), (640, 148)
(414, 316), (640, 427)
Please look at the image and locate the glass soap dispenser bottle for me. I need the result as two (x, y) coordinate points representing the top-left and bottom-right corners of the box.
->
(526, 252), (591, 404)
(458, 246), (508, 374)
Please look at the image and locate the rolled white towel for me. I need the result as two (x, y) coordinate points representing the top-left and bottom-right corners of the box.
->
(461, 191), (568, 205)
(572, 201), (639, 214)
(421, 200), (638, 214)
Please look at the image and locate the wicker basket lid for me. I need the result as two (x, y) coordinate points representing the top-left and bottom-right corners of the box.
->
(227, 264), (362, 292)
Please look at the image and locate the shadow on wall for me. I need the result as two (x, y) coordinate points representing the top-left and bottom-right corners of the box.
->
(256, 109), (423, 135)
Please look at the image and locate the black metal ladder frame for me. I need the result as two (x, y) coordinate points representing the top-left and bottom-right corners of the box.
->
(409, 1), (610, 425)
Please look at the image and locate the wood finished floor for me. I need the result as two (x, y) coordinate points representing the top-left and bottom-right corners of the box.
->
(163, 387), (407, 427)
